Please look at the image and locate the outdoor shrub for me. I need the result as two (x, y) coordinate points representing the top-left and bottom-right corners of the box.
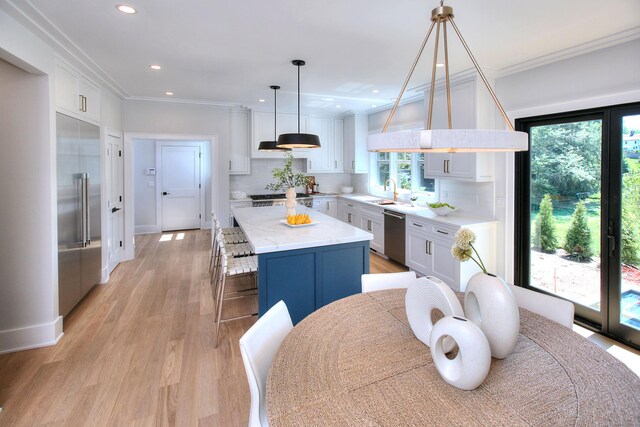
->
(533, 194), (557, 253)
(621, 206), (640, 266)
(564, 201), (593, 261)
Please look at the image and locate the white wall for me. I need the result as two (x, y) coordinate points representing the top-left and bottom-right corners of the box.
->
(133, 139), (157, 232)
(230, 159), (351, 195)
(0, 9), (61, 352)
(122, 100), (230, 225)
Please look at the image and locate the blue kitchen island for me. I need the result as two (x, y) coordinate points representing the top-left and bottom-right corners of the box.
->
(231, 205), (372, 324)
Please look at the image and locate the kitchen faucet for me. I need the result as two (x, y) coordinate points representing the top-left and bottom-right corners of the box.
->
(384, 178), (398, 202)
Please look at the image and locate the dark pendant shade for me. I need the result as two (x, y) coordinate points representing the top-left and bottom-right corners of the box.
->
(258, 140), (291, 151)
(277, 133), (321, 149)
(276, 59), (320, 149)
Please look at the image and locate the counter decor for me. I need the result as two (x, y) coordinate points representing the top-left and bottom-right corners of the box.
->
(265, 151), (308, 217)
(452, 228), (520, 359)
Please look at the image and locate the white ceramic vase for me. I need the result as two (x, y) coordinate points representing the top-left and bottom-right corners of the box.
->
(405, 276), (464, 351)
(464, 272), (520, 359)
(430, 315), (491, 390)
(285, 187), (297, 217)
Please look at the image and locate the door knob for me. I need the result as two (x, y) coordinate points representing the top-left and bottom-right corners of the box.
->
(162, 192), (170, 195)
(111, 207), (121, 213)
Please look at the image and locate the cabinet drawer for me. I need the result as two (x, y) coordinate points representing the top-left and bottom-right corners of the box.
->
(360, 204), (383, 220)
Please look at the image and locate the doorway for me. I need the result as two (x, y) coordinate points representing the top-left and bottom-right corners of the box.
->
(106, 131), (124, 272)
(515, 102), (640, 349)
(158, 142), (203, 231)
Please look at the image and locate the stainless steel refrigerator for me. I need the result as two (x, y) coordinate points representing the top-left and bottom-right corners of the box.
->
(57, 113), (101, 316)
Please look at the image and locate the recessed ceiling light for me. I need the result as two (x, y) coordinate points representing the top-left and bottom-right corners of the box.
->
(436, 63), (445, 68)
(165, 91), (174, 96)
(372, 89), (379, 94)
(336, 105), (342, 109)
(322, 98), (334, 102)
(149, 64), (161, 70)
(371, 105), (377, 108)
(258, 99), (266, 103)
(116, 4), (136, 14)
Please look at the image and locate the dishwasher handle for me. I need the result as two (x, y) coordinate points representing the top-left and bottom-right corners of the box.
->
(383, 210), (405, 220)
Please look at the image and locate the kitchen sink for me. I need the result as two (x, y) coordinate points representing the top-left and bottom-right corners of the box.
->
(369, 199), (396, 205)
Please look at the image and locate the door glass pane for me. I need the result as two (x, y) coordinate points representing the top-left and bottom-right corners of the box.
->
(620, 114), (640, 330)
(529, 120), (602, 309)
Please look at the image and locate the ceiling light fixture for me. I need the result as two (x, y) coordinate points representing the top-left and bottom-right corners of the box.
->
(116, 4), (136, 14)
(259, 86), (291, 152)
(276, 60), (321, 149)
(165, 91), (174, 96)
(372, 89), (379, 94)
(367, 1), (528, 153)
(258, 99), (266, 103)
(149, 64), (161, 70)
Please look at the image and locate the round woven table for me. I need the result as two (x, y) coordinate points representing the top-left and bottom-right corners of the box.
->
(266, 289), (640, 426)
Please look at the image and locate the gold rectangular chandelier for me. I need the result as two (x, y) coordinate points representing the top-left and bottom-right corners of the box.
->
(367, 1), (528, 153)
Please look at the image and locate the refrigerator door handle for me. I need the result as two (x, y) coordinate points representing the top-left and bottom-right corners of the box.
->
(80, 173), (87, 247)
(85, 175), (91, 245)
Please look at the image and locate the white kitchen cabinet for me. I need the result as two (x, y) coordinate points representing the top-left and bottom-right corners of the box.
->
(332, 119), (344, 172)
(424, 152), (494, 182)
(311, 196), (337, 218)
(338, 198), (360, 226)
(360, 205), (384, 254)
(55, 61), (100, 123)
(306, 117), (344, 173)
(251, 111), (308, 159)
(343, 114), (369, 173)
(229, 109), (251, 174)
(405, 216), (495, 291)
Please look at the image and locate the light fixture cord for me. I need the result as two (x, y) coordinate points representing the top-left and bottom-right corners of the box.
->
(274, 87), (277, 141)
(297, 64), (301, 133)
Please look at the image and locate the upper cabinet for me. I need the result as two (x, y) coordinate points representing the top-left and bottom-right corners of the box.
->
(55, 61), (100, 123)
(229, 109), (251, 175)
(343, 114), (369, 174)
(306, 116), (344, 173)
(423, 78), (496, 182)
(251, 111), (308, 159)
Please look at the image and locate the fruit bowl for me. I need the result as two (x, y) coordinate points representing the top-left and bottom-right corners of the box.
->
(427, 203), (457, 216)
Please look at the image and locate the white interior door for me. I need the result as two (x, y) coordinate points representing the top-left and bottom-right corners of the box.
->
(107, 133), (124, 273)
(161, 145), (201, 231)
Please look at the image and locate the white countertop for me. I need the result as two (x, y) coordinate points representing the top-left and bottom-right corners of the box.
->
(231, 205), (373, 254)
(338, 194), (495, 227)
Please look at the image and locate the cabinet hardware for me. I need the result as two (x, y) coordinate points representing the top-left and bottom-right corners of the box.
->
(443, 160), (446, 173)
(347, 213), (352, 223)
(229, 160), (231, 169)
(436, 230), (449, 235)
(347, 203), (354, 207)
(309, 160), (312, 169)
(79, 94), (83, 112)
(352, 160), (355, 170)
(412, 222), (423, 227)
(83, 95), (87, 112)
(367, 220), (372, 231)
(334, 160), (337, 169)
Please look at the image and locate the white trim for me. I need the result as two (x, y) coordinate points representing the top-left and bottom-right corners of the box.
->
(135, 225), (158, 235)
(0, 316), (63, 354)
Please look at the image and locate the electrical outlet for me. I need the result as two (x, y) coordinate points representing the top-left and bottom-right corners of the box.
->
(148, 181), (155, 188)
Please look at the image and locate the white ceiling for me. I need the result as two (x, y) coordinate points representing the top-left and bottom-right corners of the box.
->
(10, 0), (640, 114)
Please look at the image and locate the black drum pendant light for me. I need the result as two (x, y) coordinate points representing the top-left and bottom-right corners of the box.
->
(258, 85), (291, 151)
(276, 60), (321, 149)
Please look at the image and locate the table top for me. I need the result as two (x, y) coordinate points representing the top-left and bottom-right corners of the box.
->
(267, 289), (640, 426)
(230, 205), (372, 254)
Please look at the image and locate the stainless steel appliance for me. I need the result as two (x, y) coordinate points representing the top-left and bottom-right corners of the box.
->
(383, 209), (405, 264)
(57, 113), (101, 316)
(250, 193), (313, 208)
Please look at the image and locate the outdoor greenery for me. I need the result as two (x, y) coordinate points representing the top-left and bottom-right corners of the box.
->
(532, 194), (557, 253)
(564, 201), (593, 261)
(265, 151), (308, 192)
(622, 157), (640, 265)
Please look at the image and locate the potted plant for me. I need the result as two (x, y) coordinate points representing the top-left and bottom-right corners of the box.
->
(265, 151), (308, 216)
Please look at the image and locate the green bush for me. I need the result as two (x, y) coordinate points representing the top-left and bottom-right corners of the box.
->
(564, 201), (593, 261)
(621, 206), (640, 266)
(533, 194), (557, 253)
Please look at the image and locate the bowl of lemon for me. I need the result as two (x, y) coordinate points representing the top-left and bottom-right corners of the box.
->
(427, 202), (457, 216)
(282, 213), (315, 227)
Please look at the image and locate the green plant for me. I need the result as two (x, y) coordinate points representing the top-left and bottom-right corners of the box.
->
(265, 151), (308, 193)
(533, 194), (558, 253)
(621, 205), (640, 266)
(564, 201), (593, 261)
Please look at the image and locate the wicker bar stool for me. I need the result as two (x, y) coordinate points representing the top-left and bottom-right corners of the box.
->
(209, 214), (248, 271)
(213, 236), (258, 348)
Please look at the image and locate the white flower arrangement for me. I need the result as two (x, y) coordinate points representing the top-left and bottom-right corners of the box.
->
(451, 228), (488, 274)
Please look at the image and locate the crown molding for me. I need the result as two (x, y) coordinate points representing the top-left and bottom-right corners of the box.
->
(496, 26), (640, 78)
(125, 96), (240, 108)
(3, 0), (128, 98)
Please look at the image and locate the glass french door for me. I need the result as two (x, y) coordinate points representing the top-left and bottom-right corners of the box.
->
(515, 103), (640, 349)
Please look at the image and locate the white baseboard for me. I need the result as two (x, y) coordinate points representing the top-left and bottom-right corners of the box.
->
(135, 225), (158, 234)
(0, 316), (64, 354)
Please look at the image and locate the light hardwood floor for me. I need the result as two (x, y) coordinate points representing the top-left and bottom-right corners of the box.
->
(0, 229), (636, 426)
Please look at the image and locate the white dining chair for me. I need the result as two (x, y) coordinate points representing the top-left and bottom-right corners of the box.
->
(239, 300), (293, 427)
(508, 285), (574, 328)
(361, 271), (417, 293)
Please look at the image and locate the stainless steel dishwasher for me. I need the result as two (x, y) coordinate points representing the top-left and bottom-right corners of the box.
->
(383, 210), (406, 264)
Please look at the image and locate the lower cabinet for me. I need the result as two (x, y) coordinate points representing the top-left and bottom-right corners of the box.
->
(311, 196), (337, 218)
(405, 216), (495, 291)
(360, 209), (384, 254)
(338, 199), (360, 226)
